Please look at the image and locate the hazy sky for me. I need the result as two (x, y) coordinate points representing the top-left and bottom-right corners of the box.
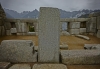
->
(0, 0), (100, 13)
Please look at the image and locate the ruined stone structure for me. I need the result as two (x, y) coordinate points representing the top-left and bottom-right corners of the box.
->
(0, 3), (100, 39)
(0, 4), (6, 36)
(0, 4), (100, 69)
(5, 18), (89, 36)
(87, 12), (100, 38)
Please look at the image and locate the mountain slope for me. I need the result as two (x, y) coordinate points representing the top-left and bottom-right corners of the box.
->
(3, 8), (100, 19)
(23, 9), (39, 18)
(4, 8), (21, 18)
(5, 12), (14, 18)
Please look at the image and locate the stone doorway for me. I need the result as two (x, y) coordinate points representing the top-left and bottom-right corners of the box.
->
(10, 22), (16, 28)
(80, 21), (86, 28)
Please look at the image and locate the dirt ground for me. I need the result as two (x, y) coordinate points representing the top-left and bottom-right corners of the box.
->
(0, 35), (100, 50)
(0, 35), (100, 69)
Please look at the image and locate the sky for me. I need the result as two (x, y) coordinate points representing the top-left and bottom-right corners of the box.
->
(0, 0), (100, 13)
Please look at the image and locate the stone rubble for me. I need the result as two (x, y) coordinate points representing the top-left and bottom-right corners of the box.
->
(75, 35), (90, 40)
(84, 44), (100, 50)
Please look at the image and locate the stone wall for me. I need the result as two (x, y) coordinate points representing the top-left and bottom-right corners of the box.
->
(87, 12), (100, 38)
(68, 22), (80, 35)
(0, 2), (99, 37)
(0, 4), (6, 36)
(0, 40), (37, 62)
(97, 15), (100, 38)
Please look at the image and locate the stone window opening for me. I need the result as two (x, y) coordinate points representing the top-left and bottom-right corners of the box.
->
(62, 22), (68, 31)
(10, 22), (16, 28)
(80, 21), (86, 28)
(28, 23), (35, 32)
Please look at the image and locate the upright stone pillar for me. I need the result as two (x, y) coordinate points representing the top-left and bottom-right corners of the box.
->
(38, 7), (60, 63)
(34, 22), (38, 36)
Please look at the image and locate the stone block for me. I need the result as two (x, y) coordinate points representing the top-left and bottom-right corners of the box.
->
(90, 17), (96, 24)
(97, 16), (100, 29)
(69, 29), (79, 35)
(97, 30), (100, 38)
(9, 64), (31, 69)
(16, 20), (22, 33)
(35, 45), (68, 51)
(0, 40), (37, 62)
(17, 33), (27, 35)
(88, 33), (94, 35)
(6, 30), (11, 35)
(74, 18), (89, 22)
(61, 31), (70, 36)
(32, 64), (67, 69)
(75, 35), (90, 40)
(36, 32), (38, 36)
(27, 32), (36, 36)
(95, 44), (100, 49)
(0, 20), (3, 26)
(84, 44), (100, 50)
(60, 18), (75, 22)
(60, 45), (68, 50)
(22, 33), (27, 35)
(79, 28), (86, 34)
(16, 20), (27, 33)
(21, 23), (27, 33)
(10, 28), (17, 33)
(4, 23), (11, 30)
(1, 26), (5, 35)
(0, 62), (10, 69)
(86, 23), (96, 33)
(34, 46), (38, 51)
(38, 7), (60, 62)
(34, 22), (38, 32)
(69, 22), (80, 29)
(61, 50), (100, 64)
(17, 33), (23, 35)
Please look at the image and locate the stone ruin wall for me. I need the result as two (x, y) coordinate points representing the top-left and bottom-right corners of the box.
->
(0, 4), (100, 38)
(5, 19), (38, 36)
(0, 4), (6, 36)
(0, 8), (100, 68)
(87, 12), (100, 38)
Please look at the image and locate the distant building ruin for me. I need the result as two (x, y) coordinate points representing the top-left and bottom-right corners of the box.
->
(0, 4), (100, 38)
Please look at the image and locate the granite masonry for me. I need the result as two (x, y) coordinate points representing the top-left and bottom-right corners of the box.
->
(61, 50), (100, 64)
(38, 7), (60, 62)
(0, 4), (6, 36)
(0, 40), (37, 62)
(0, 4), (100, 69)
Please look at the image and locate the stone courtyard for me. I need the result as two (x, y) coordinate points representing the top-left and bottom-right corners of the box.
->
(0, 4), (100, 69)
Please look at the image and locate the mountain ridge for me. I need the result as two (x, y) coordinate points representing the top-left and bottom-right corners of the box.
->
(3, 8), (100, 19)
